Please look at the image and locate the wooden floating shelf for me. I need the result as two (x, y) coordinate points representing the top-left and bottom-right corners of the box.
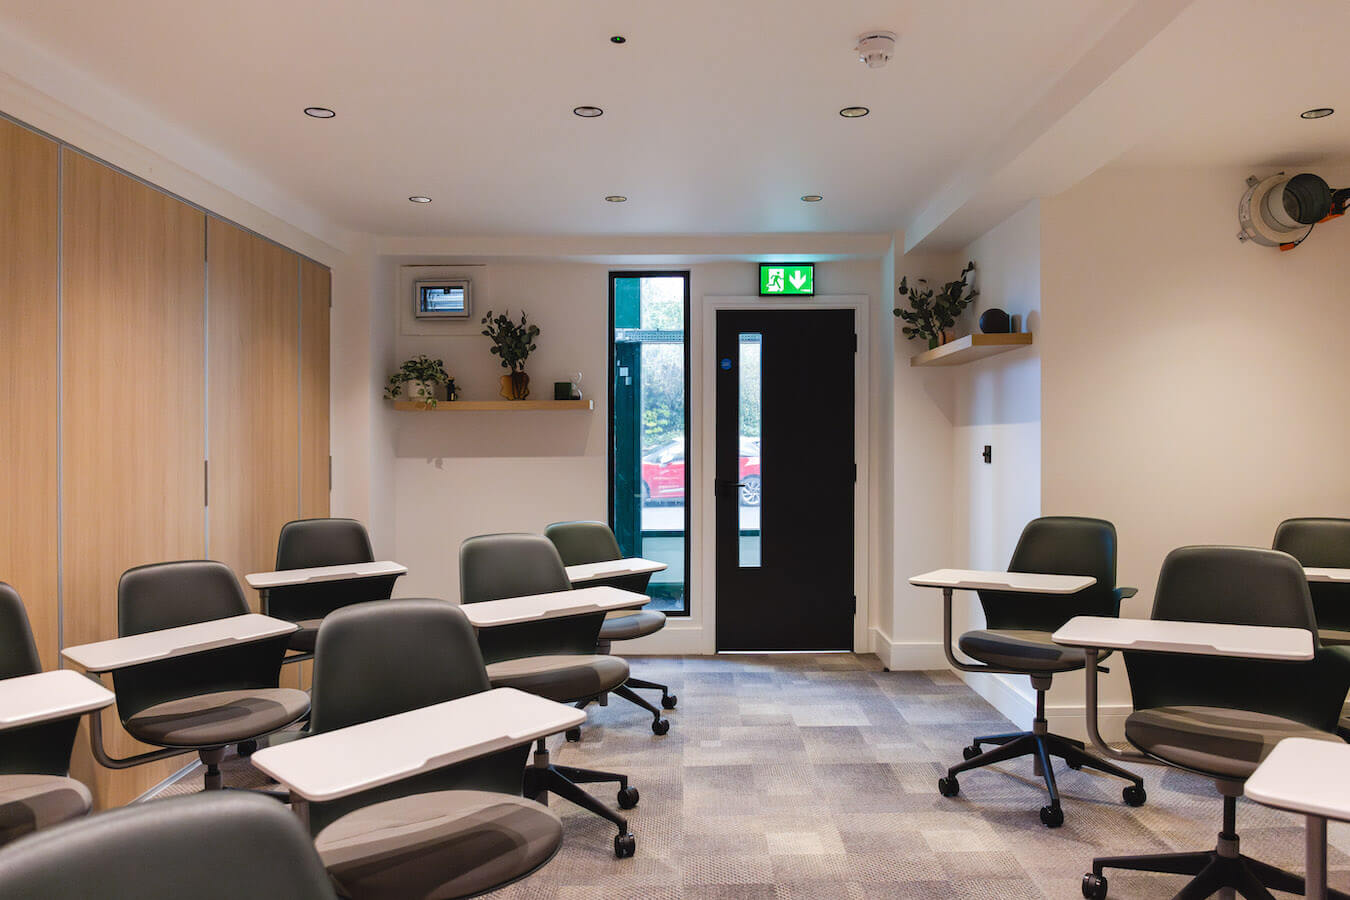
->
(394, 399), (593, 411)
(909, 333), (1033, 367)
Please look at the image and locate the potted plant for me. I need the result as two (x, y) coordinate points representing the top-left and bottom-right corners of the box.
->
(893, 261), (978, 349)
(385, 354), (456, 408)
(480, 309), (540, 400)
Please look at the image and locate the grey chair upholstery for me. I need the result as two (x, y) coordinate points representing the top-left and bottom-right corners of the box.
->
(267, 518), (401, 655)
(0, 791), (337, 899)
(1082, 546), (1350, 900)
(1274, 517), (1350, 734)
(460, 533), (639, 857)
(937, 517), (1145, 827)
(305, 600), (565, 898)
(110, 561), (309, 790)
(545, 520), (676, 733)
(0, 583), (93, 846)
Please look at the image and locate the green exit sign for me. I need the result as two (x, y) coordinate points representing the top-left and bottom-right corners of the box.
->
(759, 263), (815, 296)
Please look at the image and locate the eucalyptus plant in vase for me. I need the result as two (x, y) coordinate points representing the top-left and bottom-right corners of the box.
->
(893, 261), (978, 349)
(385, 354), (456, 408)
(481, 309), (540, 400)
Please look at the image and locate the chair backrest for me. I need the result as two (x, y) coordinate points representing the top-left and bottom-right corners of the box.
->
(112, 561), (286, 721)
(1124, 546), (1349, 731)
(1273, 517), (1350, 635)
(306, 600), (528, 834)
(976, 517), (1121, 632)
(268, 518), (395, 623)
(0, 791), (336, 899)
(459, 533), (602, 664)
(118, 560), (248, 636)
(276, 517), (375, 570)
(0, 584), (41, 680)
(460, 533), (571, 604)
(0, 584), (79, 777)
(544, 521), (654, 594)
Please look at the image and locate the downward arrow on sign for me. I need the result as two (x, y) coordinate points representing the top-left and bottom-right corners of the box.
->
(788, 271), (808, 290)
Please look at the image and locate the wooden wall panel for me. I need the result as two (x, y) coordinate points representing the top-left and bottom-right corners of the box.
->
(0, 121), (59, 670)
(206, 219), (300, 596)
(61, 151), (206, 808)
(300, 259), (331, 519)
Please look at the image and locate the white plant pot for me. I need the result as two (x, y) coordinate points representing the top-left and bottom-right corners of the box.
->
(402, 379), (437, 403)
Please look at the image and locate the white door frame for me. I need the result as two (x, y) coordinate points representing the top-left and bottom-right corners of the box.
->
(698, 295), (871, 654)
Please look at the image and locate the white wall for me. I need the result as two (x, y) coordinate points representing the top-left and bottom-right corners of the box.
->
(1040, 163), (1350, 727)
(383, 253), (888, 655)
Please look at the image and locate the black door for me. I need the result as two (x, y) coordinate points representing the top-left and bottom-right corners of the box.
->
(714, 308), (855, 650)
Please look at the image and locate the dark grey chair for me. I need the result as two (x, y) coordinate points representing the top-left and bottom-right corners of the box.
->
(0, 583), (94, 846)
(305, 599), (565, 897)
(461, 533), (639, 857)
(1274, 518), (1350, 735)
(937, 517), (1145, 827)
(0, 791), (336, 899)
(101, 561), (309, 790)
(1080, 546), (1350, 900)
(266, 518), (402, 657)
(544, 520), (674, 734)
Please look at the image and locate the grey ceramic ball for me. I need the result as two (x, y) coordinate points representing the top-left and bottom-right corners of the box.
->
(979, 308), (1011, 334)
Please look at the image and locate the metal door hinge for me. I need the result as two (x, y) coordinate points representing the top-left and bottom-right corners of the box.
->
(852, 463), (857, 482)
(203, 460), (209, 506)
(852, 333), (858, 352)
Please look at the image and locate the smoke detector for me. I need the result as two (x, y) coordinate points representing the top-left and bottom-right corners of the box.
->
(855, 31), (897, 68)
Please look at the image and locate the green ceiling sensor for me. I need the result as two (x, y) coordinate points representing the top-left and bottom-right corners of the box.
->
(759, 263), (815, 296)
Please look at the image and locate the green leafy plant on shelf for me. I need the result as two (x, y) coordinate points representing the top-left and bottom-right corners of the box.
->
(481, 309), (540, 400)
(893, 261), (978, 349)
(385, 354), (456, 408)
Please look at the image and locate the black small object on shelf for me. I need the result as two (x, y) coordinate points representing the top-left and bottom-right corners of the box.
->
(979, 307), (1011, 334)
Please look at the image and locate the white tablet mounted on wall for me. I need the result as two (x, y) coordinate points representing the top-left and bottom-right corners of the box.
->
(414, 278), (471, 319)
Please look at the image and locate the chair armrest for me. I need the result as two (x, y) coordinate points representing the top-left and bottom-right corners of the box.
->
(1052, 616), (1314, 661)
(1114, 586), (1138, 601)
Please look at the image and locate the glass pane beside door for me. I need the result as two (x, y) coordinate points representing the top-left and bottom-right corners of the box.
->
(738, 333), (761, 567)
(609, 273), (690, 614)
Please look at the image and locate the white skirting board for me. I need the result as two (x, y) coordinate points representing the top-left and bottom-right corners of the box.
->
(959, 670), (1131, 743)
(869, 628), (948, 671)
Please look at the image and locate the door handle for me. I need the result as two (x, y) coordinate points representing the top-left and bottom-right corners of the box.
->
(715, 479), (747, 498)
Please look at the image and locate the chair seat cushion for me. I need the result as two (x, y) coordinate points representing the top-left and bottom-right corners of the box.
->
(1125, 706), (1344, 780)
(0, 774), (92, 846)
(316, 790), (562, 900)
(125, 688), (311, 747)
(957, 629), (1092, 673)
(287, 619), (325, 653)
(485, 655), (628, 703)
(598, 609), (666, 642)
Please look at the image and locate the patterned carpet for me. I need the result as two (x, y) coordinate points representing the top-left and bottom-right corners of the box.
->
(157, 654), (1350, 898)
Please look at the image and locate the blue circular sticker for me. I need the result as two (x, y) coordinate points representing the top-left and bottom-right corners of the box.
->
(720, 358), (732, 370)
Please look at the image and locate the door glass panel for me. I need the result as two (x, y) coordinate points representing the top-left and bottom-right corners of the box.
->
(738, 333), (761, 567)
(610, 274), (689, 614)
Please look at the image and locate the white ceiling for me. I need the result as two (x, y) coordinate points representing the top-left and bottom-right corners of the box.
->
(0, 0), (1346, 242)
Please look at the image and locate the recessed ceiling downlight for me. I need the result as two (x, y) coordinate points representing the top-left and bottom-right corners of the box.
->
(1301, 107), (1335, 119)
(801, 194), (823, 202)
(605, 195), (627, 203)
(408, 195), (432, 204)
(610, 35), (626, 44)
(303, 107), (336, 118)
(573, 106), (604, 118)
(839, 106), (870, 118)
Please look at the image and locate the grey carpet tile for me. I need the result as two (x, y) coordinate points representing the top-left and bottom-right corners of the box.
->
(149, 653), (1350, 898)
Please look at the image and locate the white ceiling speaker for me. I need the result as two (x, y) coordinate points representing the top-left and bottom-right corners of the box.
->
(855, 31), (897, 68)
(1237, 172), (1347, 249)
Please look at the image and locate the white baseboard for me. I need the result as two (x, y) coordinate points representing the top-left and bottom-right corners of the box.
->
(870, 628), (947, 670)
(958, 670), (1130, 742)
(610, 624), (707, 656)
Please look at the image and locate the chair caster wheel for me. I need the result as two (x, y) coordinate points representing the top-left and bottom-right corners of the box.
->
(1039, 804), (1064, 828)
(617, 786), (640, 809)
(1066, 759), (1083, 770)
(614, 833), (636, 858)
(237, 740), (258, 758)
(1081, 873), (1107, 898)
(651, 718), (670, 736)
(962, 744), (981, 761)
(1122, 784), (1146, 807)
(661, 694), (678, 710)
(937, 776), (959, 797)
(565, 728), (581, 743)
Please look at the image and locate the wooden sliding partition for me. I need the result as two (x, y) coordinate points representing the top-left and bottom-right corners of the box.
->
(0, 113), (333, 808)
(61, 151), (208, 806)
(207, 218), (301, 590)
(0, 120), (60, 671)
